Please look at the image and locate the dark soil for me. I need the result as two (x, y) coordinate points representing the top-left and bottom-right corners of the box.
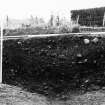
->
(3, 34), (105, 98)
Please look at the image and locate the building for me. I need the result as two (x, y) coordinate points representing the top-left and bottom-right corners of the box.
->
(71, 7), (105, 27)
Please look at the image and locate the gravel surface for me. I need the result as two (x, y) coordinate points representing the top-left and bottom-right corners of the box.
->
(0, 84), (105, 105)
(0, 84), (49, 105)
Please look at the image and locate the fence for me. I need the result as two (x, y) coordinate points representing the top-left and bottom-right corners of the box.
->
(80, 26), (105, 32)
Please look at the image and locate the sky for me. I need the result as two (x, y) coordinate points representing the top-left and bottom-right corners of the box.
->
(0, 0), (105, 21)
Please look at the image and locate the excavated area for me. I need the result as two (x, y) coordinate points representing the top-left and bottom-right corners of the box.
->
(3, 35), (105, 98)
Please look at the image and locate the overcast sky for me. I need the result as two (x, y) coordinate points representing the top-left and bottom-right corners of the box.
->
(0, 0), (105, 21)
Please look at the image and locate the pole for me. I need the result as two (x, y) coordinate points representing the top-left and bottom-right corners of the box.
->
(103, 12), (105, 27)
(77, 15), (79, 25)
(0, 15), (3, 84)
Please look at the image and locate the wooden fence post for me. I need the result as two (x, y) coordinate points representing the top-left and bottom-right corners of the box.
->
(103, 12), (105, 27)
(76, 15), (79, 25)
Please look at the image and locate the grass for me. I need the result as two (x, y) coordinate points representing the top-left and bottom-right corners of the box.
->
(3, 26), (71, 36)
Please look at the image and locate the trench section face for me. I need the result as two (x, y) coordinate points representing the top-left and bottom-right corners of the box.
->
(2, 35), (105, 95)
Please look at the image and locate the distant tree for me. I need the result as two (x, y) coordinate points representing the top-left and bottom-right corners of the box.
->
(49, 14), (54, 26)
(6, 15), (9, 27)
(35, 16), (38, 25)
(39, 18), (45, 24)
(30, 15), (34, 25)
(56, 15), (60, 26)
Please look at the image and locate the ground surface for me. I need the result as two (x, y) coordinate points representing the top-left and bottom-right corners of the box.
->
(0, 84), (49, 105)
(1, 84), (105, 105)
